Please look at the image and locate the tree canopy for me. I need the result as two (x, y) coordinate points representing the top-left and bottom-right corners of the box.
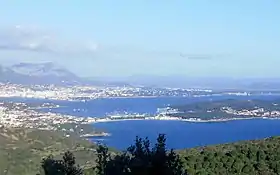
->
(41, 151), (83, 175)
(40, 134), (186, 175)
(40, 135), (280, 175)
(179, 136), (280, 175)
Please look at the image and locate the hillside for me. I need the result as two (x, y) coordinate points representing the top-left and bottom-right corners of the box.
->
(0, 62), (134, 87)
(44, 134), (280, 175)
(0, 62), (82, 85)
(0, 127), (98, 175)
(2, 125), (280, 175)
(170, 98), (280, 120)
(178, 136), (280, 175)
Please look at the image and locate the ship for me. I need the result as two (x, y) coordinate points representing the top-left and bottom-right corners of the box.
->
(156, 107), (180, 115)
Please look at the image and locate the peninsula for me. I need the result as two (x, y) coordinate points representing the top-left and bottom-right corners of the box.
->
(169, 98), (280, 121)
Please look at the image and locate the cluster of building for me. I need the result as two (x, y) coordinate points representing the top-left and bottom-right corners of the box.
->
(0, 83), (213, 101)
(2, 83), (275, 130)
(221, 107), (280, 117)
(0, 100), (185, 136)
(0, 101), (97, 131)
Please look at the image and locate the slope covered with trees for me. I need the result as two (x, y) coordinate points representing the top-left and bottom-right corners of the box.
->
(39, 135), (280, 175)
(41, 134), (186, 175)
(0, 127), (97, 175)
(179, 136), (280, 175)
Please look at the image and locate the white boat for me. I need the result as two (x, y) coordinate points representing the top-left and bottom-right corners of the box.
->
(157, 107), (179, 115)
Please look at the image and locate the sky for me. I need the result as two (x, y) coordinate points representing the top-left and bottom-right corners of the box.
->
(0, 0), (279, 78)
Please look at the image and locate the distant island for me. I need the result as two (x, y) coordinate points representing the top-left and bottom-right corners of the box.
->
(168, 98), (280, 121)
(79, 98), (280, 124)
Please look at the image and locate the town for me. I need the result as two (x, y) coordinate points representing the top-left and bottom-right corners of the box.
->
(0, 101), (97, 134)
(221, 106), (280, 118)
(2, 98), (280, 135)
(0, 82), (225, 101)
(1, 83), (280, 138)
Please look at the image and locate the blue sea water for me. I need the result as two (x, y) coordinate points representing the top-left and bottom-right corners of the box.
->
(3, 95), (280, 150)
(92, 119), (280, 150)
(6, 94), (279, 117)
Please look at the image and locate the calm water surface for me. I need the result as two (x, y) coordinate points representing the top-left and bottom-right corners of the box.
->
(92, 119), (280, 150)
(5, 94), (279, 117)
(2, 95), (280, 150)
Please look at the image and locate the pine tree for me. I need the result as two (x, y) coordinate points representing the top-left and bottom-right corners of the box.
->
(41, 152), (83, 175)
(41, 155), (65, 175)
(95, 134), (187, 175)
(63, 151), (83, 175)
(95, 144), (110, 175)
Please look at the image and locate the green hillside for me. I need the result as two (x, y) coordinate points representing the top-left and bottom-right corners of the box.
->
(40, 135), (280, 175)
(0, 127), (97, 175)
(2, 125), (280, 175)
(179, 136), (280, 175)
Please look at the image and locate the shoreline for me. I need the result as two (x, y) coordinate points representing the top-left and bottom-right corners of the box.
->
(90, 116), (280, 124)
(4, 96), (280, 142)
(80, 132), (111, 137)
(1, 93), (275, 102)
(87, 117), (280, 138)
(0, 95), (188, 102)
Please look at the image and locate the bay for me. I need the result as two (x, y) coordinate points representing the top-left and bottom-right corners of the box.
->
(3, 95), (280, 150)
(92, 119), (280, 150)
(24, 94), (280, 117)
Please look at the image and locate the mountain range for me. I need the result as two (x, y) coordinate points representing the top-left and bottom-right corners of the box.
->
(0, 62), (84, 85)
(0, 62), (133, 86)
(0, 62), (280, 90)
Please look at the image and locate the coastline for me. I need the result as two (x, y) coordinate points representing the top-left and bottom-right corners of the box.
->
(0, 93), (263, 102)
(90, 116), (280, 124)
(80, 132), (111, 137)
(4, 95), (280, 139)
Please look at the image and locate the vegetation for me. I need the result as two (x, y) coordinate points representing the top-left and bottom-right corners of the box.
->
(40, 135), (280, 175)
(179, 136), (280, 175)
(41, 151), (83, 175)
(41, 134), (186, 175)
(171, 98), (280, 120)
(0, 127), (97, 175)
(2, 123), (280, 175)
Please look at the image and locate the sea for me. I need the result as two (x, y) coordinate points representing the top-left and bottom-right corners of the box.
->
(3, 94), (280, 150)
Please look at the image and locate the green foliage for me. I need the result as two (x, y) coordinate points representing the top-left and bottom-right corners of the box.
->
(41, 155), (65, 175)
(39, 134), (280, 175)
(94, 134), (187, 175)
(95, 144), (110, 175)
(41, 151), (83, 175)
(43, 134), (186, 175)
(179, 136), (280, 175)
(0, 127), (96, 175)
(171, 98), (280, 120)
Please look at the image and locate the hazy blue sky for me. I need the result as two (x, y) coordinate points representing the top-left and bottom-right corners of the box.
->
(0, 1), (279, 77)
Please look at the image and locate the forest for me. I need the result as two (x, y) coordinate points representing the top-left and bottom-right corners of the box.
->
(39, 135), (280, 175)
(179, 136), (280, 175)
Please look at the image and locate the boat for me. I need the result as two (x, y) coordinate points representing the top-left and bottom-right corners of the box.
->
(157, 107), (180, 115)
